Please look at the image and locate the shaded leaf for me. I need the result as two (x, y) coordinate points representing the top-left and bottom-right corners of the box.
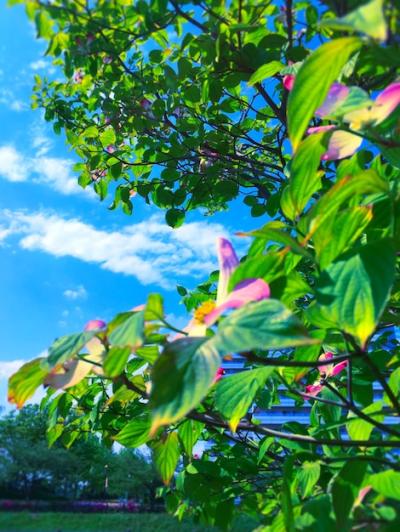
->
(153, 432), (180, 484)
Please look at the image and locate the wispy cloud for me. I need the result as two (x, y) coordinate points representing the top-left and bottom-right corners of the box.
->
(63, 285), (87, 300)
(0, 210), (229, 288)
(0, 144), (91, 196)
(31, 122), (53, 156)
(29, 59), (56, 75)
(0, 88), (27, 112)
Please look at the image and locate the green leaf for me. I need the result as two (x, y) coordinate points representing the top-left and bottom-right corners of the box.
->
(369, 470), (400, 501)
(209, 299), (318, 355)
(47, 331), (96, 368)
(99, 127), (116, 147)
(347, 400), (384, 440)
(307, 240), (396, 346)
(108, 311), (144, 349)
(47, 424), (64, 447)
(305, 170), (388, 233)
(296, 461), (321, 499)
(103, 346), (131, 377)
(288, 37), (362, 150)
(332, 461), (367, 529)
(281, 464), (295, 532)
(145, 293), (164, 320)
(228, 252), (285, 290)
(35, 11), (53, 38)
(177, 285), (187, 296)
(313, 206), (373, 269)
(114, 416), (152, 447)
(282, 132), (329, 219)
(150, 337), (221, 432)
(241, 221), (312, 258)
(215, 367), (274, 431)
(248, 61), (284, 85)
(136, 346), (159, 364)
(153, 432), (180, 484)
(177, 419), (204, 455)
(165, 208), (185, 228)
(321, 0), (387, 42)
(8, 358), (48, 408)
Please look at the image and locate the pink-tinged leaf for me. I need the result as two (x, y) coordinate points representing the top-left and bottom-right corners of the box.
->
(45, 359), (93, 390)
(216, 237), (239, 305)
(204, 278), (270, 326)
(345, 82), (400, 128)
(374, 82), (400, 124)
(84, 319), (106, 367)
(354, 485), (372, 507)
(315, 83), (349, 118)
(331, 360), (348, 376)
(305, 384), (322, 396)
(317, 351), (334, 376)
(308, 127), (362, 160)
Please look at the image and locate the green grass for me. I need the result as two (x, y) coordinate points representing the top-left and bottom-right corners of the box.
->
(0, 511), (257, 532)
(0, 513), (205, 532)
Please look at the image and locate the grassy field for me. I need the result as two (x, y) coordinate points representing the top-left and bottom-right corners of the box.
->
(0, 512), (257, 532)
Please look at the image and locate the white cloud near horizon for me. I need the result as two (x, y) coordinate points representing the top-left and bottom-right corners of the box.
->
(0, 144), (91, 196)
(0, 210), (230, 288)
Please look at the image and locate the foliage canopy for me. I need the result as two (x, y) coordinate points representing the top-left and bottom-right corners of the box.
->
(8, 0), (400, 529)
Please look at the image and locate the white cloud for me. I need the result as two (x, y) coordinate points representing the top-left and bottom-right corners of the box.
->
(0, 88), (27, 112)
(0, 144), (90, 196)
(63, 285), (87, 300)
(31, 123), (53, 156)
(0, 210), (229, 289)
(0, 146), (28, 182)
(29, 59), (56, 75)
(29, 59), (47, 70)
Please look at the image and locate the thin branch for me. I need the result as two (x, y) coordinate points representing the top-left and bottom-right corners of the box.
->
(169, 0), (208, 32)
(240, 351), (356, 368)
(188, 411), (400, 448)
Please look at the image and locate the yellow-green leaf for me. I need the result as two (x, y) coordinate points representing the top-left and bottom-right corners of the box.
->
(288, 37), (362, 150)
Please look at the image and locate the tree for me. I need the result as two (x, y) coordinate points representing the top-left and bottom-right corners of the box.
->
(8, 0), (400, 529)
(0, 405), (159, 502)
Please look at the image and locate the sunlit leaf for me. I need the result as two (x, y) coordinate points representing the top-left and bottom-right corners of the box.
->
(8, 358), (48, 408)
(321, 0), (387, 42)
(215, 367), (274, 431)
(150, 337), (221, 432)
(288, 37), (362, 150)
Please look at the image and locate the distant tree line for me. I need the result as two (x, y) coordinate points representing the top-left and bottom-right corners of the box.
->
(0, 405), (161, 505)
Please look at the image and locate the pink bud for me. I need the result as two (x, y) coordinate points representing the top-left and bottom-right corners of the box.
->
(283, 74), (295, 91)
(84, 319), (106, 331)
(73, 70), (84, 83)
(213, 367), (225, 383)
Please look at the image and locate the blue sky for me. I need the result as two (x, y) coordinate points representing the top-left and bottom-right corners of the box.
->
(0, 3), (257, 406)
